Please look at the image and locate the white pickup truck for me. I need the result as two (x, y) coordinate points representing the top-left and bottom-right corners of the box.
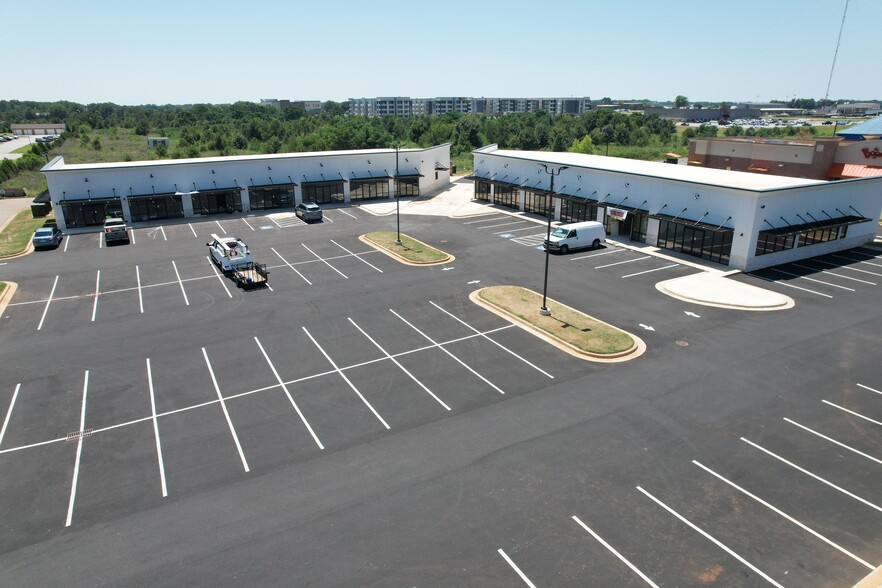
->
(103, 217), (130, 245)
(206, 234), (269, 288)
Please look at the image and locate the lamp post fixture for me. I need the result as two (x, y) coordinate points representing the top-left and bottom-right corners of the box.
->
(540, 164), (568, 316)
(394, 144), (402, 246)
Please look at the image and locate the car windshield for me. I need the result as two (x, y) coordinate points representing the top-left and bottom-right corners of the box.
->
(550, 228), (570, 238)
(305, 204), (318, 210)
(35, 229), (53, 236)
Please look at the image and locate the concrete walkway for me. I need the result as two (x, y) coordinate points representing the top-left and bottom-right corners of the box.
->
(360, 177), (794, 312)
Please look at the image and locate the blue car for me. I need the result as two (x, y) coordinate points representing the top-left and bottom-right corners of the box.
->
(32, 227), (63, 249)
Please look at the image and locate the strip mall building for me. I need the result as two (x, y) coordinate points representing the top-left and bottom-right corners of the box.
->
(41, 144), (451, 231)
(468, 144), (882, 271)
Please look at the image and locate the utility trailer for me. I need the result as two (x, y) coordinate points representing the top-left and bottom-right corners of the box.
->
(231, 262), (269, 288)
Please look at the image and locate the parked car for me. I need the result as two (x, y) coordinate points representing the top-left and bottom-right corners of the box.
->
(103, 217), (130, 244)
(295, 202), (323, 222)
(32, 227), (63, 249)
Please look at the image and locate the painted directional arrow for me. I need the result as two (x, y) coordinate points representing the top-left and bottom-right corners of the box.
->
(684, 311), (701, 318)
(467, 280), (481, 284)
(639, 324), (655, 331)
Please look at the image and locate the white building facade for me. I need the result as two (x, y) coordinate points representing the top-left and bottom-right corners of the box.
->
(469, 145), (882, 271)
(41, 145), (451, 231)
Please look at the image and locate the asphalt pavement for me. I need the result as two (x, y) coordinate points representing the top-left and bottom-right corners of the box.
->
(0, 178), (880, 587)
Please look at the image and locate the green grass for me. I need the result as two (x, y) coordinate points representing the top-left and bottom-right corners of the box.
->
(478, 285), (634, 355)
(1, 170), (48, 195)
(0, 210), (56, 257)
(451, 152), (474, 174)
(363, 231), (450, 263)
(0, 282), (6, 296)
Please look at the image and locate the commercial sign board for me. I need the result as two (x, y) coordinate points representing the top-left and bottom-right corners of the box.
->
(607, 207), (628, 221)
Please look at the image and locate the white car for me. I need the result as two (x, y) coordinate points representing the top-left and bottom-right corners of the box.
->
(206, 234), (253, 271)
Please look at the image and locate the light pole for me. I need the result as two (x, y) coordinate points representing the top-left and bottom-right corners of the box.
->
(540, 164), (568, 316)
(394, 144), (402, 246)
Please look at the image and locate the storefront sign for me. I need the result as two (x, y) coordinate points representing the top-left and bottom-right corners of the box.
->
(861, 147), (882, 159)
(607, 207), (628, 220)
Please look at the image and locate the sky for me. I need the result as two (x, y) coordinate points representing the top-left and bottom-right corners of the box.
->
(7, 0), (879, 106)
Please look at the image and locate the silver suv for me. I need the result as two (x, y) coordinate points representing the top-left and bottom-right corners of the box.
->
(295, 202), (322, 222)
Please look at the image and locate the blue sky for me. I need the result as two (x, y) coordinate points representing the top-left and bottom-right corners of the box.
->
(9, 0), (878, 105)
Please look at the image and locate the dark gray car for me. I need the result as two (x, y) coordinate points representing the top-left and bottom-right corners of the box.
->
(32, 227), (63, 249)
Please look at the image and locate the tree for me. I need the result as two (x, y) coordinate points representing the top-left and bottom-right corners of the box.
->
(568, 135), (595, 154)
(674, 95), (689, 108)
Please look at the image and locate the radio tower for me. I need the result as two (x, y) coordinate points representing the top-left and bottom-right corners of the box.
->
(824, 0), (849, 102)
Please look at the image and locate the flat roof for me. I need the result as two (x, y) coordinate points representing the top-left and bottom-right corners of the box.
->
(41, 144), (449, 173)
(481, 148), (825, 191)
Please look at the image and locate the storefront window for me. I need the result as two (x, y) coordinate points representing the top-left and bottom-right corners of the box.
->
(248, 186), (294, 210)
(351, 179), (389, 201)
(303, 181), (344, 204)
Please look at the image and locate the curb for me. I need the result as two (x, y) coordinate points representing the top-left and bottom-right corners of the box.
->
(0, 281), (18, 316)
(852, 566), (882, 588)
(358, 234), (454, 267)
(469, 288), (646, 363)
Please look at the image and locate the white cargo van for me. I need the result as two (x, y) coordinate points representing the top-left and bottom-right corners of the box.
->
(206, 234), (253, 271)
(544, 221), (605, 254)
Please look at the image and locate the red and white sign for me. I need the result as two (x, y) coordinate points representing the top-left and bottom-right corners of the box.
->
(607, 207), (628, 221)
(861, 147), (882, 159)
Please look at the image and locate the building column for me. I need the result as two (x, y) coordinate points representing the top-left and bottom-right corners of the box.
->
(239, 188), (250, 213)
(343, 181), (351, 204)
(388, 178), (396, 200)
(182, 193), (195, 218)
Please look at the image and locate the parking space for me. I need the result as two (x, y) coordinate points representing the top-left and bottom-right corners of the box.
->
(0, 289), (578, 539)
(740, 246), (882, 303)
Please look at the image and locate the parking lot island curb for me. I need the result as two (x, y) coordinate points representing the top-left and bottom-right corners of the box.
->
(358, 234), (454, 266)
(656, 272), (795, 311)
(469, 288), (646, 363)
(853, 565), (882, 588)
(0, 281), (18, 316)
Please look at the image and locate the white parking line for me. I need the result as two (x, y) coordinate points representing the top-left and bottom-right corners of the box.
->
(207, 256), (233, 298)
(749, 272), (833, 298)
(36, 275), (59, 331)
(742, 437), (882, 514)
(91, 270), (100, 322)
(572, 515), (658, 587)
(570, 248), (624, 261)
(429, 301), (553, 379)
(596, 256), (651, 269)
(136, 266), (144, 313)
(769, 267), (854, 291)
(0, 384), (21, 448)
(171, 261), (190, 306)
(215, 220), (227, 235)
(390, 308), (505, 395)
(812, 257), (882, 277)
(66, 370), (89, 527)
(478, 221), (532, 230)
(831, 253), (882, 268)
(159, 226), (167, 241)
(462, 215), (505, 224)
(637, 485), (784, 587)
(146, 359), (168, 497)
(822, 399), (882, 428)
(0, 325), (520, 458)
(254, 337), (324, 449)
(63, 236), (70, 253)
(492, 226), (542, 234)
(336, 208), (358, 219)
(98, 232), (103, 249)
(271, 247), (312, 285)
(791, 263), (876, 285)
(497, 549), (537, 588)
(130, 228), (136, 245)
(242, 218), (255, 231)
(348, 318), (451, 411)
(202, 348), (249, 472)
(331, 239), (383, 273)
(302, 327), (390, 429)
(693, 460), (875, 570)
(621, 264), (679, 279)
(302, 243), (348, 279)
(857, 383), (882, 396)
(785, 417), (882, 466)
(189, 223), (198, 238)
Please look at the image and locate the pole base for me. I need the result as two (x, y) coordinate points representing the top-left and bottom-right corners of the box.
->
(539, 307), (551, 316)
(395, 240), (402, 246)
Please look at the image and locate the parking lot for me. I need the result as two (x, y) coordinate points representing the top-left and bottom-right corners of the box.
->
(1, 201), (881, 586)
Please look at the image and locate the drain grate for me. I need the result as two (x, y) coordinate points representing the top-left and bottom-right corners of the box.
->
(66, 428), (93, 442)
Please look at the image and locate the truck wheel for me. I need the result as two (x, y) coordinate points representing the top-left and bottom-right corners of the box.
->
(592, 239), (601, 249)
(559, 244), (569, 254)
